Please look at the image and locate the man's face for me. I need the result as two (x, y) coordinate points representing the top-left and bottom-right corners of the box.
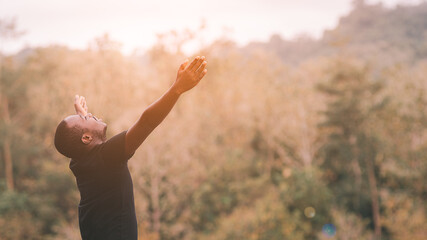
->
(65, 114), (107, 142)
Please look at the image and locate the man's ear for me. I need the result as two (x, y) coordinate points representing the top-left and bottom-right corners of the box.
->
(81, 133), (93, 145)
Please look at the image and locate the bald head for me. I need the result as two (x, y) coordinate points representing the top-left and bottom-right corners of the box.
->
(54, 114), (107, 158)
(54, 118), (86, 158)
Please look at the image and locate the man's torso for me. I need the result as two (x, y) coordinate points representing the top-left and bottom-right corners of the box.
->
(70, 131), (137, 240)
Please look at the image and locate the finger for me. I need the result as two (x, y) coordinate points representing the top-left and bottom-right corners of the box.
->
(180, 59), (189, 70)
(198, 69), (207, 79)
(80, 96), (85, 107)
(83, 100), (88, 111)
(81, 97), (86, 107)
(74, 95), (79, 104)
(196, 61), (207, 74)
(187, 56), (200, 70)
(191, 56), (205, 71)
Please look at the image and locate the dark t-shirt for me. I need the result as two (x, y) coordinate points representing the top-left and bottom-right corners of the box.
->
(69, 131), (137, 240)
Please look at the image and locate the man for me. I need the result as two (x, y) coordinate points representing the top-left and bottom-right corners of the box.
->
(54, 56), (207, 240)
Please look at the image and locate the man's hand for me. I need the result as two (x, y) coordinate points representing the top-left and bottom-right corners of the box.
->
(74, 95), (88, 116)
(172, 56), (208, 95)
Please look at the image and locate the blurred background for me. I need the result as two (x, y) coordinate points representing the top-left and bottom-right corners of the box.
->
(0, 0), (426, 239)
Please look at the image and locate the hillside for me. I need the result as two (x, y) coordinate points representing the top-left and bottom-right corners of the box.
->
(245, 1), (427, 65)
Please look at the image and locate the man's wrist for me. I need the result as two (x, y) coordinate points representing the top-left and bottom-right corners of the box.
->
(170, 83), (183, 96)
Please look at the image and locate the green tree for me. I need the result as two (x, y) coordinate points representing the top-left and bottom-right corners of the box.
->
(0, 17), (24, 191)
(318, 58), (388, 240)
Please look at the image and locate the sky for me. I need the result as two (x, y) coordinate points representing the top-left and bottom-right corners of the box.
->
(0, 0), (424, 54)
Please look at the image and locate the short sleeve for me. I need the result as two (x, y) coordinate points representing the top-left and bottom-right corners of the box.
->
(97, 131), (134, 167)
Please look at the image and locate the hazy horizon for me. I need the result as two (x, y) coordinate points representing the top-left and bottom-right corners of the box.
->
(0, 0), (424, 55)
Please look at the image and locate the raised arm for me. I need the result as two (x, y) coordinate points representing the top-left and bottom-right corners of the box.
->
(125, 56), (208, 156)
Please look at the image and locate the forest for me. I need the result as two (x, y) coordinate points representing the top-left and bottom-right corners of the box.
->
(0, 1), (426, 239)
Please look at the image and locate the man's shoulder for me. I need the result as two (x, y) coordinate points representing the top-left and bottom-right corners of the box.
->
(96, 131), (133, 165)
